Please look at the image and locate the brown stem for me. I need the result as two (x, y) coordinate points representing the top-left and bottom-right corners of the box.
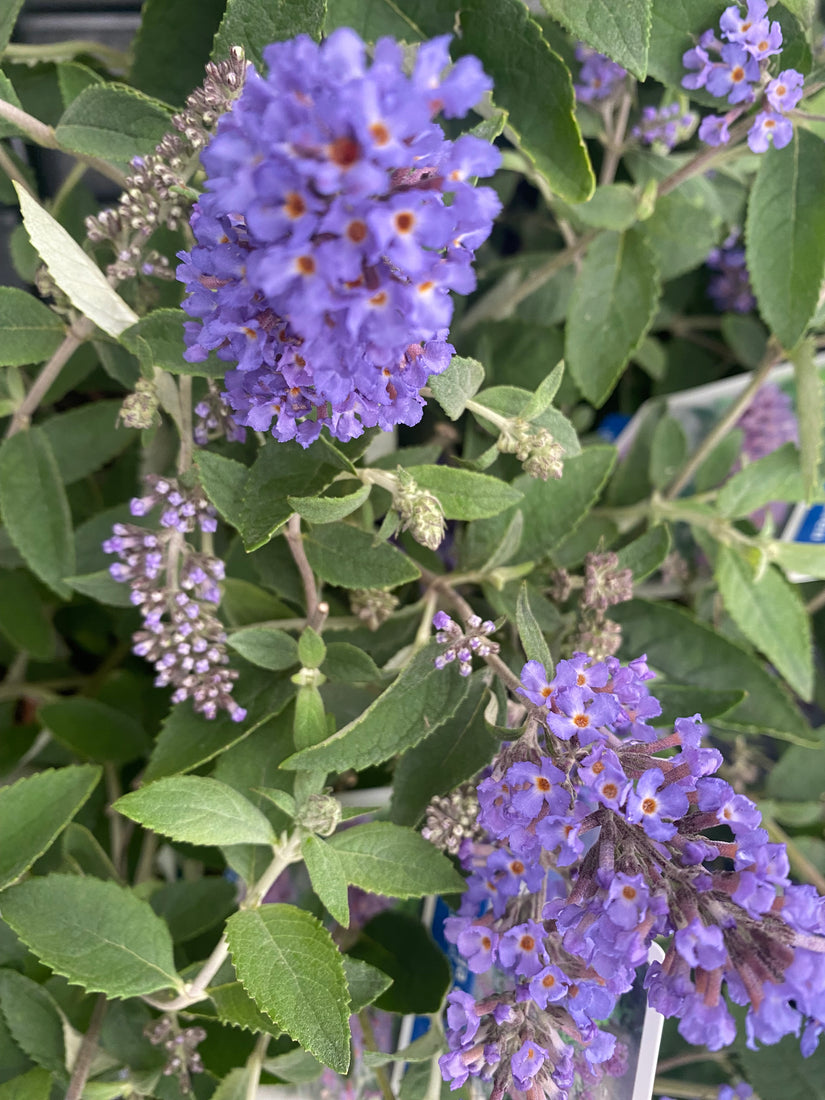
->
(600, 89), (632, 186)
(805, 586), (825, 616)
(656, 117), (752, 200)
(177, 375), (193, 474)
(5, 317), (94, 438)
(0, 143), (34, 196)
(664, 340), (782, 499)
(359, 1011), (397, 1100)
(284, 513), (327, 632)
(65, 994), (108, 1100)
(656, 1050), (728, 1074)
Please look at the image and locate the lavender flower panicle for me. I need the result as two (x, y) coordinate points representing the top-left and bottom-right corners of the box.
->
(178, 30), (501, 446)
(435, 651), (825, 1100)
(681, 2), (805, 153)
(573, 46), (627, 103)
(103, 475), (246, 722)
(631, 103), (695, 150)
(706, 230), (756, 314)
(433, 611), (499, 676)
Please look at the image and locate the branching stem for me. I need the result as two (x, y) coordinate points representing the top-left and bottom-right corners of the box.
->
(66, 994), (108, 1100)
(5, 317), (95, 438)
(284, 513), (328, 632)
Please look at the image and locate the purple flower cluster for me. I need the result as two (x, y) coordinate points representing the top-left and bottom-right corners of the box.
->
(438, 652), (825, 1099)
(178, 30), (500, 446)
(193, 381), (246, 446)
(736, 382), (798, 461)
(104, 476), (246, 722)
(682, 1), (804, 153)
(573, 45), (627, 103)
(706, 230), (756, 313)
(433, 611), (498, 676)
(631, 104), (695, 150)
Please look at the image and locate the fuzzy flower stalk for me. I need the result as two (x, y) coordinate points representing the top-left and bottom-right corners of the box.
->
(103, 475), (245, 721)
(178, 30), (501, 446)
(433, 644), (825, 1100)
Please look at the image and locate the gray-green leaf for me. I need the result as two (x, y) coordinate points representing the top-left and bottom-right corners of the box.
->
(0, 288), (64, 366)
(302, 836), (350, 926)
(326, 822), (465, 897)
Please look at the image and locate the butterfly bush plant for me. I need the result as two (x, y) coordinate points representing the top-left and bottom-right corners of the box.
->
(3, 2), (825, 1100)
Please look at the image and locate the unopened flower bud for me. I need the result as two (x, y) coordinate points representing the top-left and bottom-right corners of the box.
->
(119, 379), (159, 430)
(395, 469), (446, 551)
(298, 793), (342, 837)
(350, 588), (398, 630)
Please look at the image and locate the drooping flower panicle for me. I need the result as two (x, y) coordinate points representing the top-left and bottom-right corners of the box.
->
(178, 30), (501, 446)
(434, 651), (825, 1100)
(682, 1), (805, 153)
(104, 476), (245, 722)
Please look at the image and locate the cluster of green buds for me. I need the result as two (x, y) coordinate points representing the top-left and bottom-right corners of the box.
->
(550, 549), (634, 660)
(349, 588), (399, 630)
(362, 466), (447, 551)
(119, 378), (160, 430)
(496, 417), (565, 481)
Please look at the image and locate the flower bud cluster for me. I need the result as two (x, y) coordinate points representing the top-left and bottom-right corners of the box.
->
(349, 588), (399, 631)
(86, 48), (248, 282)
(497, 419), (564, 481)
(422, 783), (484, 856)
(103, 476), (245, 722)
(433, 611), (498, 676)
(551, 551), (633, 660)
(178, 29), (501, 445)
(145, 1017), (207, 1095)
(394, 469), (447, 551)
(631, 104), (695, 150)
(119, 378), (160, 431)
(682, 1), (805, 152)
(193, 380), (246, 445)
(437, 650), (825, 1099)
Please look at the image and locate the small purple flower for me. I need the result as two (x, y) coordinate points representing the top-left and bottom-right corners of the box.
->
(445, 990), (481, 1044)
(508, 758), (566, 819)
(674, 919), (728, 970)
(518, 659), (556, 706)
(544, 686), (620, 745)
(604, 873), (650, 931)
(528, 965), (569, 1007)
(766, 69), (804, 112)
(748, 110), (794, 152)
(719, 1), (768, 42)
(456, 924), (498, 973)
(706, 44), (760, 104)
(682, 44), (712, 90)
(574, 45), (627, 103)
(498, 920), (547, 977)
(511, 1039), (548, 1091)
(625, 767), (689, 840)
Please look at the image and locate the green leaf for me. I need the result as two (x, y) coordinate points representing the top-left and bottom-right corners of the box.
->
(322, 643), (382, 683)
(0, 428), (75, 599)
(149, 878), (237, 943)
(428, 356), (485, 421)
(115, 776), (277, 846)
(694, 428), (743, 493)
(288, 484), (371, 525)
(342, 956), (393, 1012)
(558, 183), (640, 231)
(62, 570), (133, 608)
(348, 911), (450, 1014)
(227, 628), (299, 671)
(0, 1070), (52, 1100)
(654, 684), (745, 726)
(519, 362), (566, 421)
(194, 450), (249, 530)
(302, 836), (350, 926)
(206, 982), (283, 1037)
(263, 1049), (323, 1085)
(130, 0), (227, 105)
(298, 627), (327, 670)
(55, 85), (173, 170)
(254, 788), (296, 819)
(771, 541), (825, 579)
(516, 446), (617, 561)
(715, 546), (813, 701)
(766, 736), (825, 801)
(390, 676), (499, 826)
(407, 466), (522, 520)
(642, 192), (721, 280)
(57, 62), (103, 108)
(326, 822), (465, 898)
(364, 1027), (444, 1067)
(457, 0), (594, 203)
(566, 229), (660, 406)
(13, 185), (138, 338)
(0, 571), (54, 660)
(539, 0), (652, 78)
(0, 972), (65, 1079)
(615, 524), (671, 581)
(61, 823), (119, 881)
(238, 443), (337, 552)
(515, 583), (553, 668)
(0, 289), (64, 366)
(647, 0), (726, 89)
(736, 1029), (825, 1100)
(121, 309), (225, 378)
(0, 0), (24, 53)
(226, 904), (351, 1073)
(222, 578), (294, 627)
(613, 599), (809, 738)
(40, 697), (148, 764)
(720, 314), (768, 370)
(293, 685), (328, 750)
(746, 130), (825, 349)
(0, 766), (100, 891)
(145, 669), (296, 781)
(284, 642), (470, 773)
(213, 0), (326, 69)
(1, 875), (180, 998)
(40, 401), (135, 486)
(716, 443), (811, 517)
(649, 415), (687, 491)
(791, 336), (823, 501)
(304, 523), (420, 589)
(472, 385), (582, 457)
